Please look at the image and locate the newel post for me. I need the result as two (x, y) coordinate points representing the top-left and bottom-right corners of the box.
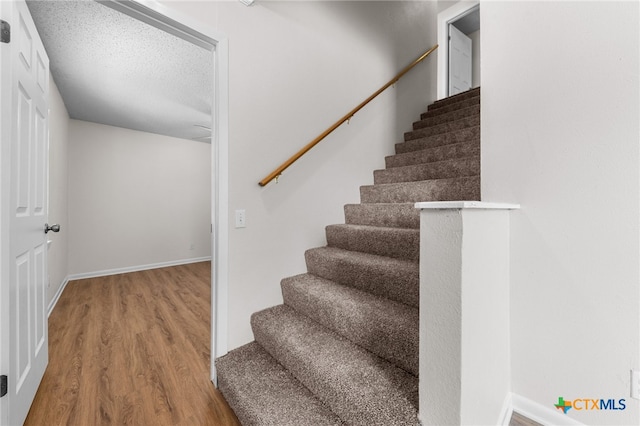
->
(415, 201), (519, 425)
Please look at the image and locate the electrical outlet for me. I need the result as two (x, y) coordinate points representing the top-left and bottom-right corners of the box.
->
(631, 370), (640, 400)
(235, 209), (246, 228)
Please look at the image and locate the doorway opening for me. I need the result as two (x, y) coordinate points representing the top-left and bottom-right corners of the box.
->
(437, 2), (480, 99)
(0, 6), (229, 424)
(58, 3), (231, 382)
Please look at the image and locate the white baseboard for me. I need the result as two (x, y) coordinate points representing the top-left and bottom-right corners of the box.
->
(67, 257), (212, 281)
(419, 393), (583, 425)
(511, 393), (584, 425)
(47, 276), (70, 317)
(48, 257), (212, 317)
(499, 393), (514, 425)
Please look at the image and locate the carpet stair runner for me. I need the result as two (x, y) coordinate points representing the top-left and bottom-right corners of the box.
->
(216, 87), (481, 425)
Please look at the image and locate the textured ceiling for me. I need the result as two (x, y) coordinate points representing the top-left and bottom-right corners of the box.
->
(27, 0), (213, 142)
(451, 7), (479, 35)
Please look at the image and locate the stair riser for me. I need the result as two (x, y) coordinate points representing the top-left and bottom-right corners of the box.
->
(421, 96), (480, 120)
(386, 139), (479, 169)
(374, 156), (480, 185)
(413, 104), (480, 130)
(404, 114), (480, 142)
(251, 306), (419, 426)
(343, 203), (420, 229)
(395, 126), (479, 154)
(360, 176), (480, 204)
(428, 87), (480, 110)
(305, 248), (419, 307)
(281, 274), (419, 375)
(326, 224), (419, 261)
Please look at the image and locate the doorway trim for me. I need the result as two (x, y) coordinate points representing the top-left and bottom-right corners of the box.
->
(437, 1), (479, 100)
(98, 0), (230, 383)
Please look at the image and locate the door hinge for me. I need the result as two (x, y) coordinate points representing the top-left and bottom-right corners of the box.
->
(1, 20), (9, 44)
(0, 375), (7, 398)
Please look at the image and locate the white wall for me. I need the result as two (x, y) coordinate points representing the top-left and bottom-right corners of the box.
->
(482, 2), (639, 425)
(48, 75), (70, 307)
(164, 1), (439, 350)
(68, 120), (211, 276)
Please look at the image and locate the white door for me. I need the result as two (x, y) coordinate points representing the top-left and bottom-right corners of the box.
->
(449, 24), (472, 96)
(0, 1), (50, 424)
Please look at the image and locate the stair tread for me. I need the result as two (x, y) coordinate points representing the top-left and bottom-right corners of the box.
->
(413, 104), (480, 130)
(386, 139), (479, 169)
(360, 175), (480, 204)
(404, 113), (480, 142)
(421, 95), (480, 119)
(344, 203), (420, 229)
(374, 155), (480, 185)
(305, 246), (419, 307)
(326, 223), (419, 261)
(428, 87), (480, 109)
(251, 305), (419, 426)
(216, 341), (343, 426)
(395, 126), (480, 154)
(282, 273), (419, 376)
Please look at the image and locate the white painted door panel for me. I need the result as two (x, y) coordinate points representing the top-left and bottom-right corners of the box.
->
(449, 24), (472, 96)
(1, 1), (50, 424)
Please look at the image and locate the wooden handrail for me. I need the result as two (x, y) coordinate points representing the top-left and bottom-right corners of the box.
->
(259, 44), (438, 187)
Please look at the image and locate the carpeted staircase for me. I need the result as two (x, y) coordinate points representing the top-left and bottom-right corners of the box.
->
(216, 87), (481, 425)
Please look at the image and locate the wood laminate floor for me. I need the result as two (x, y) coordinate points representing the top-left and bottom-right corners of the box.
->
(24, 262), (240, 426)
(509, 411), (544, 426)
